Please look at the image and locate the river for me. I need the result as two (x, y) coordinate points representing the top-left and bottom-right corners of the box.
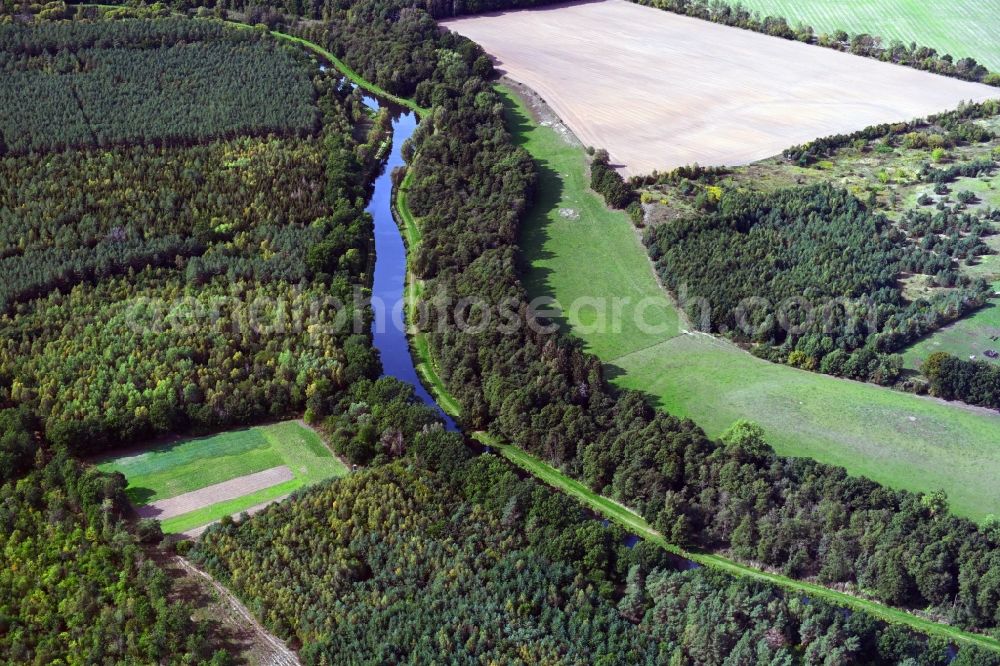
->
(362, 98), (459, 431)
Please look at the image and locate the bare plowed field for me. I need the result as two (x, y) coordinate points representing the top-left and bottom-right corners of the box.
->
(137, 466), (293, 520)
(442, 0), (998, 176)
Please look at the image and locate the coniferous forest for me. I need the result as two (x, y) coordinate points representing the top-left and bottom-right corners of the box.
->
(4, 1), (1000, 664)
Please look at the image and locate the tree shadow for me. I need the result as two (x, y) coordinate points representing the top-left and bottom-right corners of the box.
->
(499, 88), (570, 335)
(127, 486), (158, 507)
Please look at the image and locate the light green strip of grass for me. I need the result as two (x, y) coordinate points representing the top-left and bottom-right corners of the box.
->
(260, 420), (349, 483)
(395, 166), (464, 418)
(159, 478), (302, 534)
(475, 431), (1000, 654)
(499, 81), (1000, 522)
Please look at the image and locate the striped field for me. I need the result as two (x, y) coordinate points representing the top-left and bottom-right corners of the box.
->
(96, 420), (347, 534)
(734, 0), (1000, 71)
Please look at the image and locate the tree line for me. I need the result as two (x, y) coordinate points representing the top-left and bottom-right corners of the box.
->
(922, 351), (1000, 411)
(781, 100), (998, 166)
(628, 0), (999, 87)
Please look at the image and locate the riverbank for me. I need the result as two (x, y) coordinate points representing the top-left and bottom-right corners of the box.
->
(392, 168), (465, 420)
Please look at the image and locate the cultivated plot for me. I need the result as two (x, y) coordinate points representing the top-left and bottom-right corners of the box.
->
(96, 420), (347, 535)
(443, 0), (997, 176)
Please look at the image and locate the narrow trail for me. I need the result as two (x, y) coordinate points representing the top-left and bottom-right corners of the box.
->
(175, 557), (300, 666)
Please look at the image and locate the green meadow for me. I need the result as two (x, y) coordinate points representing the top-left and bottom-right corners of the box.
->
(903, 298), (1000, 370)
(733, 0), (1000, 71)
(500, 84), (1000, 522)
(97, 420), (347, 533)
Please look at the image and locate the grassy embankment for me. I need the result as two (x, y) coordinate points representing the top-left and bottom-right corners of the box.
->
(729, 0), (1000, 71)
(475, 431), (1000, 653)
(498, 83), (1000, 523)
(394, 168), (465, 418)
(97, 421), (347, 533)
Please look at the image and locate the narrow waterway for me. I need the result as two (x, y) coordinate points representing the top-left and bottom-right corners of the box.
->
(363, 99), (458, 431)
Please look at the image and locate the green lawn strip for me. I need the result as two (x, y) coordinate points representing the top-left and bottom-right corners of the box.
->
(496, 85), (681, 360)
(475, 432), (1000, 653)
(263, 29), (429, 115)
(500, 80), (1000, 522)
(394, 163), (464, 419)
(122, 448), (281, 506)
(159, 478), (302, 534)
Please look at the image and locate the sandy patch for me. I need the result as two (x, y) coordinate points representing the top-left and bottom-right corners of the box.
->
(137, 466), (293, 521)
(442, 0), (998, 177)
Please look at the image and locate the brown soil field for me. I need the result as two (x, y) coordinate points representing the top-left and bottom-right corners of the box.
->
(441, 0), (998, 176)
(137, 466), (293, 520)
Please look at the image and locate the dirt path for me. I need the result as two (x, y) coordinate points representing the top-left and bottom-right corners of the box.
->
(137, 466), (293, 520)
(176, 556), (300, 666)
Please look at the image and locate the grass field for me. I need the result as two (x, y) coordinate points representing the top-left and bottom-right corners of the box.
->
(443, 0), (996, 176)
(903, 297), (1000, 370)
(97, 420), (347, 534)
(501, 84), (1000, 522)
(474, 432), (1000, 653)
(733, 0), (1000, 71)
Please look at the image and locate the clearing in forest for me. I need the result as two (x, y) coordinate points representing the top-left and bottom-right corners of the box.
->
(442, 0), (998, 177)
(96, 420), (347, 534)
(499, 84), (1000, 523)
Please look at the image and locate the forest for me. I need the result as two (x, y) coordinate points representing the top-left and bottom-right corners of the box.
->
(0, 12), (387, 661)
(194, 0), (1000, 642)
(192, 391), (991, 664)
(644, 183), (994, 383)
(5, 1), (1000, 662)
(0, 408), (225, 663)
(0, 18), (318, 153)
(0, 15), (389, 450)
